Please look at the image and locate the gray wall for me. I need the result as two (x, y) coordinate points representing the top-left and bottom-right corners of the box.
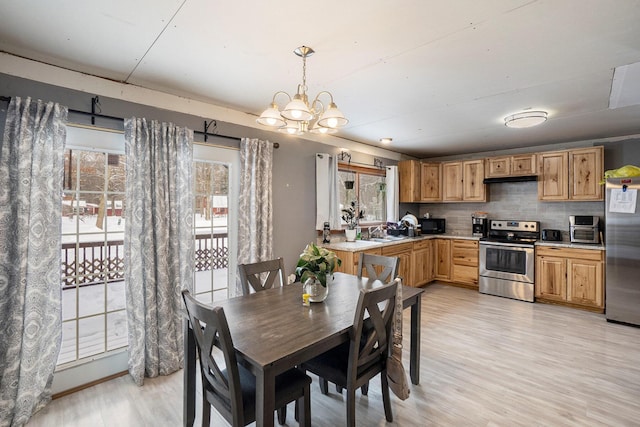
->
(416, 182), (604, 240)
(2, 73), (639, 267)
(0, 73), (397, 276)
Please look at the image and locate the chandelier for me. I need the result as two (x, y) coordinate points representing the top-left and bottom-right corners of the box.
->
(257, 46), (348, 135)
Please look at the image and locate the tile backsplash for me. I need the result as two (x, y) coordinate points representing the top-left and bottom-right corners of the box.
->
(413, 181), (605, 239)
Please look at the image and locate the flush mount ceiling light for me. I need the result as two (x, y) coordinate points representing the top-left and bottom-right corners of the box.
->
(504, 111), (548, 128)
(257, 46), (348, 136)
(379, 137), (393, 144)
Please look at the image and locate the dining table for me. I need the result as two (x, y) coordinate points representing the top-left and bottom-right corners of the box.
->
(183, 272), (424, 427)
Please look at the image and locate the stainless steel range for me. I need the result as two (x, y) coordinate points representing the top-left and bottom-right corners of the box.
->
(479, 219), (540, 302)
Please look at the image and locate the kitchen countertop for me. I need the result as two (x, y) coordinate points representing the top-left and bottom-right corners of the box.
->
(535, 241), (605, 251)
(322, 235), (605, 252)
(321, 233), (479, 252)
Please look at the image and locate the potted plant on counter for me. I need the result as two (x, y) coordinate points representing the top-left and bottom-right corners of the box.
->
(295, 243), (341, 302)
(341, 201), (364, 241)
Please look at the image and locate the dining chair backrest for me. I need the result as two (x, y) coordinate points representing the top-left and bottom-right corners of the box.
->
(238, 257), (287, 295)
(349, 281), (398, 383)
(181, 290), (244, 425)
(356, 253), (400, 284)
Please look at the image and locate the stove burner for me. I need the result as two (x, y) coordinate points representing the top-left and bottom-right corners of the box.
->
(484, 219), (541, 245)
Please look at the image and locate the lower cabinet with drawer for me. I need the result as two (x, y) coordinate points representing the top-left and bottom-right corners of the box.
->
(535, 246), (604, 312)
(451, 239), (479, 288)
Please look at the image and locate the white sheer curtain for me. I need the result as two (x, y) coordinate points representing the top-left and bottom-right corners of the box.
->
(315, 153), (341, 230)
(124, 118), (194, 386)
(236, 138), (274, 296)
(386, 165), (400, 223)
(0, 97), (67, 426)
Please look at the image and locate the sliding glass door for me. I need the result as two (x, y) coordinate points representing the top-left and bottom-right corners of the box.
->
(53, 126), (239, 393)
(192, 144), (240, 302)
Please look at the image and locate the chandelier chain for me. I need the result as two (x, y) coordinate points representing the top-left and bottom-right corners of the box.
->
(302, 53), (307, 91)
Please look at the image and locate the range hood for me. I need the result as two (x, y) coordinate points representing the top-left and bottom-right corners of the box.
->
(483, 175), (538, 184)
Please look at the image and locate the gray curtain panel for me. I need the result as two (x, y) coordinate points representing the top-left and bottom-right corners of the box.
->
(236, 138), (274, 296)
(315, 153), (342, 230)
(0, 97), (67, 427)
(124, 118), (194, 386)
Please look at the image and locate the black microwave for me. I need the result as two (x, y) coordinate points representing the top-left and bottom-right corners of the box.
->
(419, 218), (446, 234)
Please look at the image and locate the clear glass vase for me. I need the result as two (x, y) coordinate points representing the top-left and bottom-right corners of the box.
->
(304, 276), (329, 302)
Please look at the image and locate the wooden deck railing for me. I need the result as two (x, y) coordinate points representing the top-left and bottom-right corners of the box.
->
(61, 232), (228, 289)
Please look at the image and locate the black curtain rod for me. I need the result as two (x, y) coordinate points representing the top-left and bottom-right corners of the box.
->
(334, 151), (386, 169)
(65, 109), (242, 143)
(0, 95), (279, 147)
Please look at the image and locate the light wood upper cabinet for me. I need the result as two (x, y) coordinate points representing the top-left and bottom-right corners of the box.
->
(399, 160), (442, 202)
(569, 147), (603, 200)
(485, 153), (537, 178)
(420, 162), (442, 202)
(535, 246), (604, 311)
(462, 160), (486, 202)
(538, 146), (603, 201)
(398, 160), (421, 203)
(442, 160), (486, 202)
(486, 156), (511, 177)
(400, 147), (599, 204)
(538, 151), (569, 200)
(442, 162), (463, 202)
(512, 154), (537, 176)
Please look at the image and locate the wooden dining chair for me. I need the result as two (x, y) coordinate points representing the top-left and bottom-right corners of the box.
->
(357, 252), (400, 283)
(181, 290), (311, 427)
(238, 257), (287, 295)
(237, 257), (295, 423)
(330, 252), (398, 395)
(301, 281), (398, 427)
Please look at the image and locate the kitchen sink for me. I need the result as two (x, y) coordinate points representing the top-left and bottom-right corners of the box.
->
(369, 236), (407, 242)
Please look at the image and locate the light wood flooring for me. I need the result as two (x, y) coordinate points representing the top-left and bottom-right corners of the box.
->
(26, 283), (640, 426)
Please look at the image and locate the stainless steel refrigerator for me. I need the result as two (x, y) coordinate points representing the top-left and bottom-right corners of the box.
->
(605, 177), (640, 326)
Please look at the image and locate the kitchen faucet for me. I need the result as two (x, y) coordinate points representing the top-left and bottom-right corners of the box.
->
(368, 225), (383, 239)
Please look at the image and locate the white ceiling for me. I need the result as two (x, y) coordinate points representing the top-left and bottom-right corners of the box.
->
(1, 0), (640, 158)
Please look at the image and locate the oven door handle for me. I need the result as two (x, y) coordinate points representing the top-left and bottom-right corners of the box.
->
(479, 241), (535, 249)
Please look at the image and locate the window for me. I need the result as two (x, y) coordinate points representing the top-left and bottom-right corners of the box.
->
(193, 161), (231, 304)
(338, 164), (386, 226)
(192, 143), (240, 300)
(60, 141), (127, 366)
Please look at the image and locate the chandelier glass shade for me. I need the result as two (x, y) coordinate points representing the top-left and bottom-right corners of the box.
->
(257, 46), (348, 135)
